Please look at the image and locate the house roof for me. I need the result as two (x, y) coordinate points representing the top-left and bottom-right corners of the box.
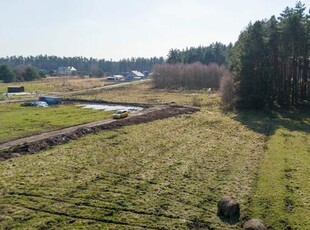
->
(57, 66), (77, 71)
(131, 71), (144, 77)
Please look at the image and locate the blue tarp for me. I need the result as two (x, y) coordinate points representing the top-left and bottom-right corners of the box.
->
(39, 96), (62, 105)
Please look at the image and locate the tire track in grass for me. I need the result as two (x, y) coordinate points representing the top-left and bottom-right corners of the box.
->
(6, 186), (214, 228)
(68, 171), (206, 199)
(5, 203), (159, 230)
(6, 192), (192, 222)
(5, 192), (211, 229)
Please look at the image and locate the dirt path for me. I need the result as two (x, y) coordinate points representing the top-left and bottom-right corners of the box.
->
(0, 105), (199, 161)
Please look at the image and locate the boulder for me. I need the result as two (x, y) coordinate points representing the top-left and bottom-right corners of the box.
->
(243, 219), (267, 230)
(217, 196), (240, 219)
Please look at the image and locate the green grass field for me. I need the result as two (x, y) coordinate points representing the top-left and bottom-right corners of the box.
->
(0, 103), (114, 143)
(237, 110), (310, 229)
(0, 82), (309, 229)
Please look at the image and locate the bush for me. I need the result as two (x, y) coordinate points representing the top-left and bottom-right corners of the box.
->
(23, 66), (40, 81)
(0, 65), (16, 83)
(220, 74), (235, 108)
(153, 62), (230, 90)
(191, 96), (203, 107)
(14, 65), (41, 82)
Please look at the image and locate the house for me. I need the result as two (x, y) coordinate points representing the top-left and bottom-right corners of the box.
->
(8, 86), (25, 93)
(57, 66), (77, 75)
(107, 75), (124, 81)
(126, 71), (145, 81)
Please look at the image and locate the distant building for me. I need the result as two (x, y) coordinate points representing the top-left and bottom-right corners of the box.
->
(57, 66), (77, 75)
(142, 71), (149, 77)
(126, 71), (145, 81)
(8, 86), (25, 93)
(107, 75), (124, 81)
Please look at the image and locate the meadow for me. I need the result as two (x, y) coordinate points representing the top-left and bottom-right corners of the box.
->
(0, 103), (114, 143)
(0, 77), (112, 100)
(0, 81), (309, 229)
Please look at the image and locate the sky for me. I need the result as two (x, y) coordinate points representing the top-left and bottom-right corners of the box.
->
(0, 0), (309, 60)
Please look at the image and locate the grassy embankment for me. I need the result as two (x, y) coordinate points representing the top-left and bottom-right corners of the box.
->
(0, 81), (309, 229)
(0, 103), (114, 143)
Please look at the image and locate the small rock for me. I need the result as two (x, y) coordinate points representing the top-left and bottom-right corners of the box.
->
(10, 152), (21, 158)
(243, 219), (267, 230)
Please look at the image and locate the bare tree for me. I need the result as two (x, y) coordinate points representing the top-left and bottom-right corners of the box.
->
(153, 62), (229, 90)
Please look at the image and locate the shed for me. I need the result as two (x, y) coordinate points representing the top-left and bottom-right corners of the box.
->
(8, 86), (25, 93)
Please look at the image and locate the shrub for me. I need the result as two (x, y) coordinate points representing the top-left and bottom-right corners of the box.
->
(23, 66), (40, 81)
(0, 65), (16, 83)
(14, 65), (41, 82)
(220, 74), (235, 108)
(191, 96), (203, 107)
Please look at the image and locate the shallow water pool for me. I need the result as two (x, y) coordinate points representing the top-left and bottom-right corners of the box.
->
(78, 104), (143, 111)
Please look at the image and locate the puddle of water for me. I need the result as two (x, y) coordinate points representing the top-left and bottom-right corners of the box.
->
(78, 104), (143, 111)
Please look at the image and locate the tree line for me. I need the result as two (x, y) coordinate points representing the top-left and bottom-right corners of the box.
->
(229, 1), (310, 108)
(0, 56), (165, 77)
(0, 65), (42, 83)
(160, 2), (309, 109)
(167, 42), (232, 66)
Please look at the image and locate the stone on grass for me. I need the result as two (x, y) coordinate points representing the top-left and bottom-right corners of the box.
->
(243, 219), (267, 230)
(217, 196), (240, 219)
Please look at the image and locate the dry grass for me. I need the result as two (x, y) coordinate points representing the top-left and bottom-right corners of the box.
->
(73, 81), (220, 107)
(0, 81), (309, 229)
(0, 77), (112, 95)
(0, 106), (266, 229)
(40, 77), (108, 92)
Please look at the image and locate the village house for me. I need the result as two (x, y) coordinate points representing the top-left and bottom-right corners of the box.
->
(57, 66), (77, 75)
(126, 71), (145, 81)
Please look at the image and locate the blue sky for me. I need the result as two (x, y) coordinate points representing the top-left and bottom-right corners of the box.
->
(0, 0), (308, 60)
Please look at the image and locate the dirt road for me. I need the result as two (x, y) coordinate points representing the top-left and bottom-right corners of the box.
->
(0, 104), (199, 161)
